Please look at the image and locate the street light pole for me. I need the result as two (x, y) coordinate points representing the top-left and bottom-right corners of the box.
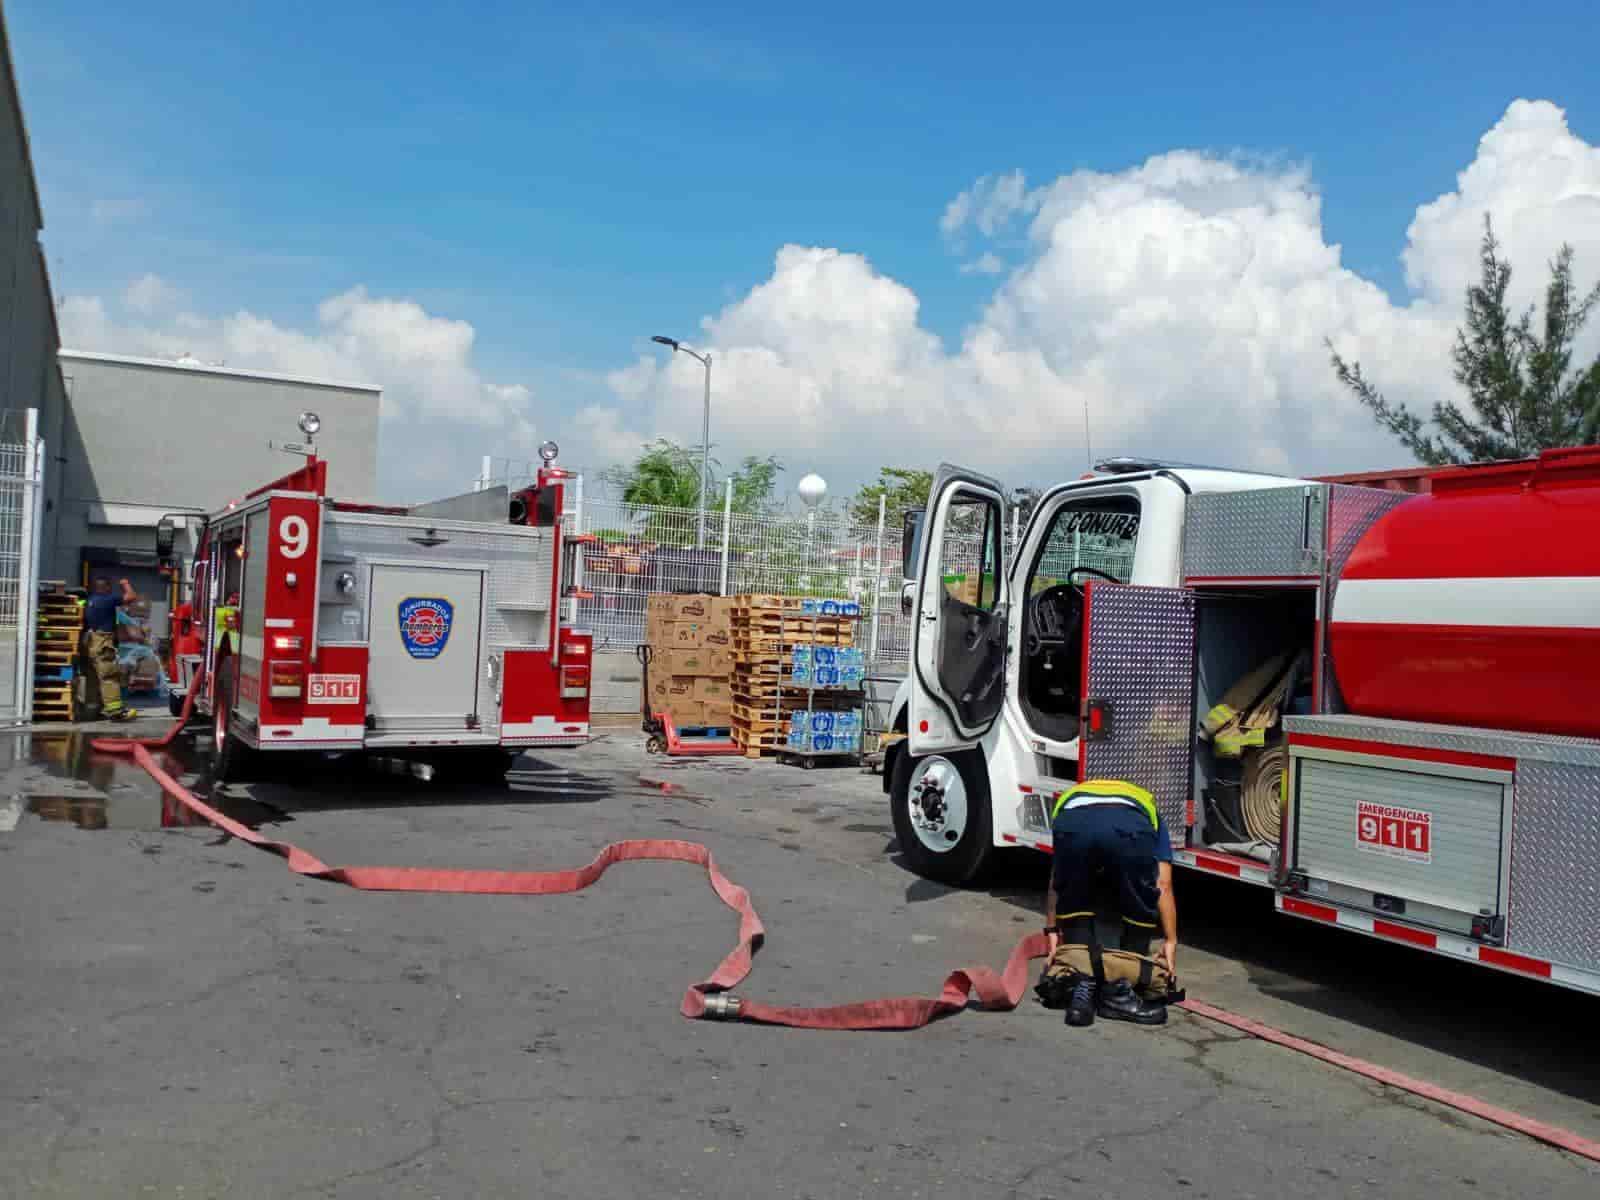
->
(652, 335), (713, 550)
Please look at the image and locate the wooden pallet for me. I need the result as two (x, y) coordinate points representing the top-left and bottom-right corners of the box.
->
(731, 724), (786, 758)
(35, 591), (83, 722)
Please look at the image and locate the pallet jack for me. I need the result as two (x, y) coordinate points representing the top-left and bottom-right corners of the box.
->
(636, 644), (742, 757)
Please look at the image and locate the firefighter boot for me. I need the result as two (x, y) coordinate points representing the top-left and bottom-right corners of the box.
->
(1064, 977), (1098, 1028)
(1097, 979), (1167, 1026)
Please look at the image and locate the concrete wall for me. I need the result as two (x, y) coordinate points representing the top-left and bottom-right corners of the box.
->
(53, 353), (381, 580)
(0, 6), (66, 572)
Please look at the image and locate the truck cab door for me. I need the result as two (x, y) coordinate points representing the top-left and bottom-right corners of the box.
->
(909, 466), (1009, 755)
(1076, 582), (1196, 836)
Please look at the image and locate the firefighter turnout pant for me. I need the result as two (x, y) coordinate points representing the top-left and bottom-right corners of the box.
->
(83, 630), (125, 715)
(1051, 795), (1161, 956)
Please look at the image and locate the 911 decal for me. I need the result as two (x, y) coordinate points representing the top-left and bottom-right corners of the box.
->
(308, 674), (361, 705)
(1357, 800), (1432, 863)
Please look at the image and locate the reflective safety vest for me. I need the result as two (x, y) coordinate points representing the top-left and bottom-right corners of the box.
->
(215, 605), (239, 654)
(1051, 779), (1159, 830)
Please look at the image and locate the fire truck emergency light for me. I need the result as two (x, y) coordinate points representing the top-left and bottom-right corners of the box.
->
(539, 440), (559, 463)
(299, 411), (322, 438)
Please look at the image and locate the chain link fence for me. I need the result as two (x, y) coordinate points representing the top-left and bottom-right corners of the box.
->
(0, 410), (45, 723)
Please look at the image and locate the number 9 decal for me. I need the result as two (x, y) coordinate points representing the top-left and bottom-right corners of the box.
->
(279, 514), (310, 559)
(1359, 815), (1379, 842)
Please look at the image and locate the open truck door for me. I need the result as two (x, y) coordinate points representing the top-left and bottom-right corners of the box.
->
(909, 465), (1009, 756)
(1075, 582), (1197, 837)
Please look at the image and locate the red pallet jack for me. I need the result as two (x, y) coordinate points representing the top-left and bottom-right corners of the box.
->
(636, 644), (742, 756)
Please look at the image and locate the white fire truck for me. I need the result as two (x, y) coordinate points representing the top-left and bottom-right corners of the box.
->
(886, 449), (1600, 995)
(168, 432), (592, 781)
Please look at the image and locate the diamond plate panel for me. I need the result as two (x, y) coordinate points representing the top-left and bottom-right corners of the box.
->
(1181, 486), (1323, 581)
(1321, 486), (1411, 713)
(1508, 760), (1600, 971)
(1082, 584), (1196, 834)
(1285, 714), (1600, 769)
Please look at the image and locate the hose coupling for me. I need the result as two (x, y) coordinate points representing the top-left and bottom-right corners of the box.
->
(701, 994), (743, 1021)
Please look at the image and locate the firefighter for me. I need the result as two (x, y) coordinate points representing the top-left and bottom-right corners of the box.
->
(1044, 779), (1178, 1027)
(82, 575), (140, 723)
(215, 592), (240, 655)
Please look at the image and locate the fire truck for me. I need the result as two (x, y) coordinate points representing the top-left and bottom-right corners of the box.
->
(167, 428), (592, 781)
(886, 447), (1600, 995)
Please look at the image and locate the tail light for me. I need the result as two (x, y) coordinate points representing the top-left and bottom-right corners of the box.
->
(268, 659), (305, 699)
(561, 665), (590, 699)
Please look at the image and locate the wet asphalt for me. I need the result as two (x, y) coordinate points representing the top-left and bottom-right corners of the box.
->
(1, 727), (1597, 1199)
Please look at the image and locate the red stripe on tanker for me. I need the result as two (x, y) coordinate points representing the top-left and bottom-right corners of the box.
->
(1329, 446), (1600, 739)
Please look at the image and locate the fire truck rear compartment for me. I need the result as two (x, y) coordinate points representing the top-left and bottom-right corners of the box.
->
(1190, 589), (1316, 854)
(365, 564), (488, 739)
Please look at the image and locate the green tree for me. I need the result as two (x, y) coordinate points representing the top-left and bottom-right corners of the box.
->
(849, 467), (934, 526)
(601, 440), (783, 542)
(1330, 215), (1600, 465)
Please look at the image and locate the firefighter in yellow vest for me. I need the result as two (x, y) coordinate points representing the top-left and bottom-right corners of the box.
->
(215, 592), (240, 655)
(82, 576), (139, 723)
(1044, 779), (1179, 1027)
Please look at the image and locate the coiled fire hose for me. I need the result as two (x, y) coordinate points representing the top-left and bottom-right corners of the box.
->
(1241, 744), (1287, 844)
(86, 674), (1600, 1160)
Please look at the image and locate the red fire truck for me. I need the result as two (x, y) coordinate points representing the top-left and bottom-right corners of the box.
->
(168, 435), (591, 781)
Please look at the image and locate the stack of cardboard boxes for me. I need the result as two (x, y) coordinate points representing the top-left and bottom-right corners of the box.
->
(644, 594), (735, 730)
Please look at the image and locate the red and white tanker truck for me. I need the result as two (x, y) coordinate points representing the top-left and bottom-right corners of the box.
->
(166, 439), (592, 781)
(886, 446), (1600, 994)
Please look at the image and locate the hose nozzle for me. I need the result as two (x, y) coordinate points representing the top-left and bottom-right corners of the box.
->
(701, 994), (743, 1021)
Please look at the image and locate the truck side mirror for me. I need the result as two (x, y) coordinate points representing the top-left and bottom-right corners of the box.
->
(901, 509), (924, 579)
(155, 518), (176, 564)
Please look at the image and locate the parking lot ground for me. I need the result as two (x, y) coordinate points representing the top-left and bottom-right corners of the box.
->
(2, 728), (1597, 1198)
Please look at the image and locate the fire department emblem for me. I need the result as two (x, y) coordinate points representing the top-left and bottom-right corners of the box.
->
(397, 597), (453, 660)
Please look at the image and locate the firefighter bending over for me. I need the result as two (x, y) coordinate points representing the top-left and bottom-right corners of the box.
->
(1044, 779), (1178, 1027)
(83, 575), (140, 723)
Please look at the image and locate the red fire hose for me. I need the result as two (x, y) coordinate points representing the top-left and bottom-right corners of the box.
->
(93, 685), (1600, 1159)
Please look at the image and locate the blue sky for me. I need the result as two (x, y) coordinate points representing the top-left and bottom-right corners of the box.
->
(9, 1), (1600, 497)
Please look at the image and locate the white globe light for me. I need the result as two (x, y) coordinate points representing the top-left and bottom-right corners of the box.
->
(797, 473), (827, 508)
(298, 411), (322, 436)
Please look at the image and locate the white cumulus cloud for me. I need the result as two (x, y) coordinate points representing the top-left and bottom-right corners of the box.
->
(592, 99), (1600, 490)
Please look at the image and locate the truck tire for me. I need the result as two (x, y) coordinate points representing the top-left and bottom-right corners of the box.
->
(211, 657), (254, 784)
(890, 748), (993, 885)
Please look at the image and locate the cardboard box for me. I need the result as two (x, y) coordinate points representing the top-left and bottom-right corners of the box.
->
(662, 648), (717, 677)
(667, 594), (713, 622)
(647, 594), (676, 617)
(705, 647), (733, 676)
(669, 622), (705, 649)
(664, 697), (706, 727)
(704, 700), (732, 726)
(705, 596), (735, 633)
(701, 624), (733, 651)
(694, 677), (732, 704)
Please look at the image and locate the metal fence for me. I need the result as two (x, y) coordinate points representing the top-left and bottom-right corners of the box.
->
(566, 486), (1134, 674)
(0, 410), (45, 724)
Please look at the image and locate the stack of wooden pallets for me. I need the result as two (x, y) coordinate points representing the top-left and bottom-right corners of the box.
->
(729, 595), (857, 758)
(33, 587), (82, 722)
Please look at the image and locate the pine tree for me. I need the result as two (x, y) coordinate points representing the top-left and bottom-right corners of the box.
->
(1330, 216), (1600, 464)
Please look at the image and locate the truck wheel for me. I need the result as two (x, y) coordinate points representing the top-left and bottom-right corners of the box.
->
(211, 658), (254, 784)
(890, 749), (993, 885)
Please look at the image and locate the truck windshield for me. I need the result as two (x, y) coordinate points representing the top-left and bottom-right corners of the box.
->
(1028, 496), (1140, 594)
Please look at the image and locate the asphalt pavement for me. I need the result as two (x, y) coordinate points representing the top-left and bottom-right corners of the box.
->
(2, 727), (1597, 1199)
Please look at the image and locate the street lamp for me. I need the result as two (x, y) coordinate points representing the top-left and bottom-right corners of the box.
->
(798, 473), (827, 587)
(652, 335), (713, 550)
